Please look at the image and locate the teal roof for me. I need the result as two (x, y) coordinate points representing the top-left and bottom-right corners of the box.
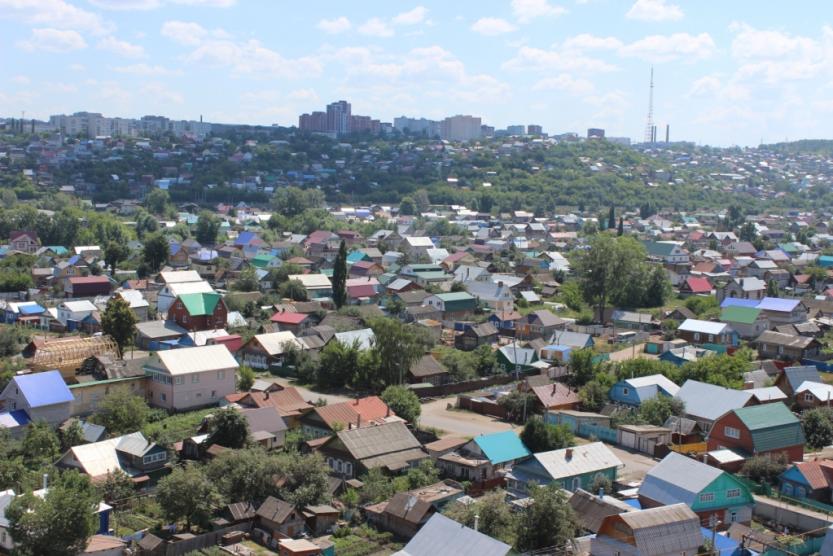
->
(643, 241), (677, 257)
(347, 251), (368, 263)
(178, 292), (222, 316)
(435, 292), (475, 302)
(734, 403), (805, 453)
(474, 431), (531, 464)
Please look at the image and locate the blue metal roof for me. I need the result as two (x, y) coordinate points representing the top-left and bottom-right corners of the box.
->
(720, 297), (759, 309)
(234, 231), (257, 246)
(474, 431), (531, 464)
(757, 297), (800, 312)
(13, 371), (73, 408)
(19, 304), (45, 315)
(0, 410), (30, 428)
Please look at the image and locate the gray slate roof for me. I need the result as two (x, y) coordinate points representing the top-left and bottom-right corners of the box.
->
(675, 380), (753, 422)
(394, 513), (511, 556)
(638, 452), (722, 506)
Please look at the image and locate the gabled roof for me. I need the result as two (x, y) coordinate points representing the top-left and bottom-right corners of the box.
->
(531, 383), (580, 408)
(676, 380), (753, 422)
(755, 330), (817, 349)
(522, 442), (622, 480)
(149, 344), (238, 375)
(333, 421), (422, 461)
(732, 402), (805, 453)
(624, 374), (680, 396)
(639, 452), (724, 506)
(395, 513), (510, 556)
(685, 276), (712, 293)
(473, 431), (530, 464)
(177, 292), (222, 316)
(678, 319), (730, 335)
(781, 365), (822, 391)
(256, 496), (295, 523)
(720, 306), (763, 325)
(6, 370), (73, 407)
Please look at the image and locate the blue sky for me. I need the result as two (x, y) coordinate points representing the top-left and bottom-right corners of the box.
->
(1, 0), (832, 146)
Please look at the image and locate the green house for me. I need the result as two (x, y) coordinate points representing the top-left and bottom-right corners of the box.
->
(506, 442), (623, 496)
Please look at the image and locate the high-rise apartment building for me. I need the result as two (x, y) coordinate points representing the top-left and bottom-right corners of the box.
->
(326, 100), (351, 135)
(506, 125), (525, 136)
(527, 125), (543, 135)
(440, 115), (482, 142)
(393, 116), (442, 137)
(299, 111), (327, 133)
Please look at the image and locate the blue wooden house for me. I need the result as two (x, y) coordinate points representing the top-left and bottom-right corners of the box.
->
(609, 374), (681, 407)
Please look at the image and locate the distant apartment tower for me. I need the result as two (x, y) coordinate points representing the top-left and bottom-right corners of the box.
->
(527, 124), (543, 135)
(481, 124), (495, 137)
(326, 100), (352, 135)
(587, 128), (605, 139)
(393, 116), (441, 137)
(140, 115), (170, 135)
(349, 115), (380, 134)
(49, 112), (109, 137)
(506, 125), (525, 136)
(441, 115), (482, 142)
(299, 111), (327, 133)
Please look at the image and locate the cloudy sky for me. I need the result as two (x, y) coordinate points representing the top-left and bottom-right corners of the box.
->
(1, 0), (831, 146)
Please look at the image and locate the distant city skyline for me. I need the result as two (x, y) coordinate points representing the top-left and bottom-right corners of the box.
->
(1, 1), (832, 146)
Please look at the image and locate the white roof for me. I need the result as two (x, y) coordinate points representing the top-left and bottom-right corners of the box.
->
(529, 442), (622, 481)
(186, 329), (229, 346)
(708, 448), (746, 464)
(625, 374), (680, 396)
(160, 270), (203, 284)
(116, 289), (149, 308)
(747, 386), (788, 402)
(288, 274), (332, 289)
(61, 300), (97, 312)
(167, 281), (214, 297)
(405, 236), (434, 247)
(678, 318), (727, 335)
(254, 331), (304, 356)
(151, 344), (239, 375)
(796, 380), (833, 401)
(60, 432), (146, 479)
(334, 328), (376, 351)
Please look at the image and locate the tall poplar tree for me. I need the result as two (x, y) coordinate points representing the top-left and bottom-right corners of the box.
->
(332, 240), (348, 308)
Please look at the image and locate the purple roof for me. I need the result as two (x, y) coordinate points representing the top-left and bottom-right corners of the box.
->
(12, 371), (73, 408)
(720, 297), (759, 309)
(757, 297), (800, 312)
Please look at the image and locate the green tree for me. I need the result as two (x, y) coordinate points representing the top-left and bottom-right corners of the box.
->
(59, 419), (85, 451)
(271, 186), (324, 217)
(156, 465), (221, 531)
(568, 348), (597, 387)
(207, 448), (280, 504)
(103, 240), (128, 275)
(101, 296), (137, 355)
(679, 351), (751, 389)
(381, 385), (421, 425)
(317, 338), (361, 389)
(498, 390), (537, 423)
(607, 206), (616, 230)
(98, 470), (135, 507)
(590, 473), (613, 496)
(145, 189), (171, 215)
(272, 451), (330, 507)
(207, 408), (250, 449)
(92, 387), (150, 435)
(643, 264), (672, 307)
(141, 233), (169, 273)
(520, 417), (575, 453)
(232, 266), (260, 292)
(332, 240), (348, 309)
(766, 279), (779, 297)
(21, 421), (60, 468)
(237, 364), (256, 392)
(617, 216), (624, 236)
(7, 470), (99, 556)
(740, 453), (788, 484)
(404, 459), (439, 489)
(638, 396), (685, 426)
(399, 196), (417, 216)
(515, 483), (579, 552)
(579, 377), (613, 412)
(574, 234), (635, 322)
(802, 407), (833, 449)
(444, 489), (517, 546)
(195, 211), (220, 245)
(280, 279), (308, 301)
(367, 317), (432, 388)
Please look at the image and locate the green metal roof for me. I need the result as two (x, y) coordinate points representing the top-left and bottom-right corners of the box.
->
(720, 306), (762, 325)
(178, 292), (222, 316)
(734, 403), (805, 453)
(435, 292), (475, 302)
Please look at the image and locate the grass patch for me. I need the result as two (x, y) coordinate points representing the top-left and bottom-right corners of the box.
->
(142, 407), (216, 446)
(333, 525), (403, 556)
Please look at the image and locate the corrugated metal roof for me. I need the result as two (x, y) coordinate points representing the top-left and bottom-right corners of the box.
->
(152, 344), (238, 375)
(394, 513), (510, 556)
(530, 442), (622, 481)
(678, 318), (729, 335)
(254, 331), (304, 356)
(639, 452), (722, 506)
(474, 431), (531, 464)
(177, 292), (221, 316)
(676, 380), (753, 422)
(625, 374), (680, 396)
(10, 370), (73, 408)
(734, 402), (805, 452)
(336, 421), (421, 460)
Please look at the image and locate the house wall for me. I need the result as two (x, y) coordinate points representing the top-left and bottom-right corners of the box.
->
(609, 382), (643, 406)
(168, 298), (227, 332)
(508, 466), (617, 496)
(708, 411), (804, 461)
(147, 367), (235, 410)
(728, 319), (769, 340)
(70, 377), (148, 416)
(2, 385), (70, 425)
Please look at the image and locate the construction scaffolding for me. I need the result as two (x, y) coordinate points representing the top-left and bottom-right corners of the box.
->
(28, 335), (120, 380)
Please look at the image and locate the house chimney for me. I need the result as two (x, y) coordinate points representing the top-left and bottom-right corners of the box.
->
(474, 514), (480, 532)
(552, 383), (557, 394)
(598, 487), (604, 499)
(565, 448), (573, 460)
(357, 414), (362, 428)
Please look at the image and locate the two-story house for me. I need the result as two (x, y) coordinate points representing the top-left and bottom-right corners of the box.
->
(168, 292), (227, 332)
(143, 344), (238, 411)
(0, 370), (73, 427)
(8, 230), (40, 254)
(677, 319), (738, 347)
(707, 402), (805, 467)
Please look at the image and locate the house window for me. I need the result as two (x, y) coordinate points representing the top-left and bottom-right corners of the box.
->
(727, 488), (741, 498)
(622, 387), (629, 396)
(694, 332), (700, 341)
(191, 375), (200, 384)
(143, 452), (166, 464)
(161, 393), (166, 401)
(345, 462), (353, 476)
(175, 376), (184, 385)
(699, 493), (715, 503)
(724, 426), (740, 439)
(217, 370), (226, 380)
(805, 392), (815, 402)
(708, 334), (714, 342)
(778, 346), (784, 355)
(571, 477), (581, 491)
(211, 390), (216, 398)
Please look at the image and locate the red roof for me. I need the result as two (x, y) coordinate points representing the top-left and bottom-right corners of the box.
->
(68, 276), (111, 285)
(270, 311), (308, 324)
(531, 383), (580, 408)
(347, 284), (378, 299)
(688, 231), (705, 241)
(685, 276), (712, 294)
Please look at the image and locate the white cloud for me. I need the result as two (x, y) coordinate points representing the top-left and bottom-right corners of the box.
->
(728, 24), (833, 84)
(511, 0), (567, 24)
(393, 6), (427, 26)
(688, 75), (721, 97)
(0, 0), (111, 35)
(533, 73), (595, 95)
(161, 20), (207, 46)
(626, 0), (684, 22)
(97, 36), (145, 58)
(317, 16), (351, 34)
(730, 22), (816, 60)
(563, 33), (622, 50)
(503, 45), (617, 72)
(17, 28), (87, 52)
(89, 0), (234, 8)
(114, 63), (180, 76)
(11, 75), (30, 85)
(287, 88), (319, 101)
(620, 32), (715, 62)
(140, 83), (184, 104)
(185, 39), (322, 79)
(471, 17), (517, 36)
(358, 17), (394, 37)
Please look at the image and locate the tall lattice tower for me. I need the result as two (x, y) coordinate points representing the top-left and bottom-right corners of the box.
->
(643, 66), (654, 144)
